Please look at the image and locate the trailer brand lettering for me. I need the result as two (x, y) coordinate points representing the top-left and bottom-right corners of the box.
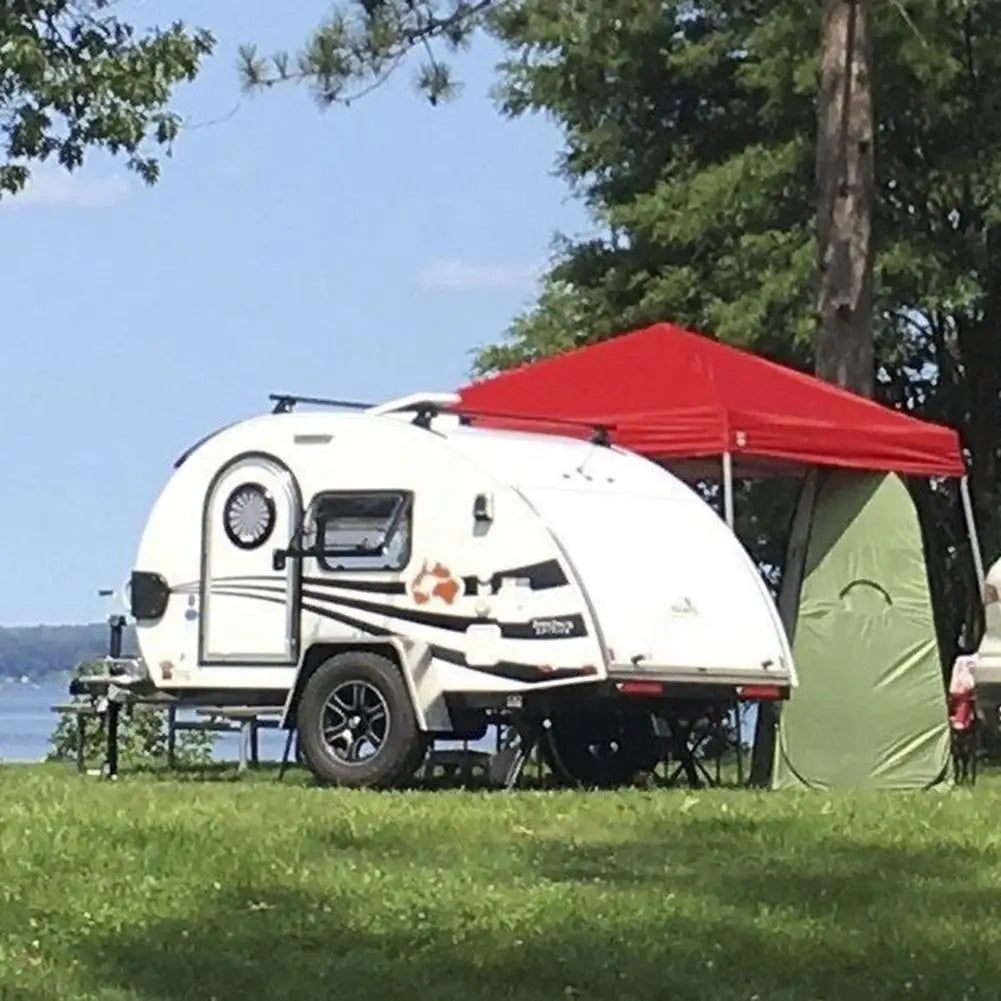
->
(531, 617), (577, 637)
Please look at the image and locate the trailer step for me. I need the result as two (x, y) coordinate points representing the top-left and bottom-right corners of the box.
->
(487, 720), (541, 790)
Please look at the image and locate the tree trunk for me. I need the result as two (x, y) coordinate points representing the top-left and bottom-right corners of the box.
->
(814, 0), (874, 397)
(750, 0), (875, 787)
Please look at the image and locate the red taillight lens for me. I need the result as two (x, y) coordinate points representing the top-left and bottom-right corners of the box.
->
(737, 685), (784, 700)
(615, 680), (663, 696)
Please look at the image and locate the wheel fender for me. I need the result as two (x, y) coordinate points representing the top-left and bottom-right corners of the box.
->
(281, 639), (434, 732)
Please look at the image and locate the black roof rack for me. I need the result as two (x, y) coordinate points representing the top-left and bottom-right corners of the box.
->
(267, 393), (616, 446)
(269, 393), (374, 414)
(453, 405), (618, 446)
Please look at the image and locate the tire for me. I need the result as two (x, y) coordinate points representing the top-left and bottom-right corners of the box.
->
(296, 651), (427, 788)
(541, 709), (660, 789)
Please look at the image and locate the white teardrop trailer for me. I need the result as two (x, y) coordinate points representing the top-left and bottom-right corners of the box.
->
(73, 392), (797, 788)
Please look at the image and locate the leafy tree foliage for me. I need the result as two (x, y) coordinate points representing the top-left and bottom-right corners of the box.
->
(491, 0), (1001, 665)
(0, 1), (214, 197)
(244, 0), (1001, 657)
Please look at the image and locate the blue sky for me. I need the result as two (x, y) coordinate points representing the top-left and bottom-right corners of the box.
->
(0, 1), (590, 627)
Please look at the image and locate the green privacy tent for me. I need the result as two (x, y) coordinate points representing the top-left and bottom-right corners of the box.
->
(772, 470), (953, 790)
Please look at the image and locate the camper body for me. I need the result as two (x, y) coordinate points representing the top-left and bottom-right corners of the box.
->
(118, 397), (796, 787)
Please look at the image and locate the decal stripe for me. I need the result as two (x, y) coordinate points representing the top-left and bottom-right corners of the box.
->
(207, 580), (589, 640)
(302, 590), (588, 639)
(191, 559), (569, 598)
(207, 588), (593, 684)
(213, 588), (393, 637)
(428, 645), (589, 683)
(303, 576), (406, 595)
(194, 574), (406, 597)
(461, 559), (568, 596)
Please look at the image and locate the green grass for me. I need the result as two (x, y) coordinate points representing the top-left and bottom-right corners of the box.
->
(0, 763), (997, 1001)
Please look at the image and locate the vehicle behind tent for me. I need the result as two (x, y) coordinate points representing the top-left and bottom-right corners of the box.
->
(973, 558), (1001, 727)
(73, 392), (797, 789)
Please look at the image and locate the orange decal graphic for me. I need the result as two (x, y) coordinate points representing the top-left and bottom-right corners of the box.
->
(411, 560), (461, 606)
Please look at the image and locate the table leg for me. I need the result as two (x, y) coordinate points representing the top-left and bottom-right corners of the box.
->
(76, 714), (86, 773)
(238, 721), (249, 772)
(167, 707), (177, 770)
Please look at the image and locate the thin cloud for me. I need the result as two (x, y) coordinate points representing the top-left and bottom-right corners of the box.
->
(1, 166), (131, 210)
(415, 258), (541, 292)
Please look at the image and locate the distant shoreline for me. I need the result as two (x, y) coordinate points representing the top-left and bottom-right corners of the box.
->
(0, 620), (138, 686)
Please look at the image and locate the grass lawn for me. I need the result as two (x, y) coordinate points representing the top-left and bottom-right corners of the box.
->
(0, 763), (997, 1001)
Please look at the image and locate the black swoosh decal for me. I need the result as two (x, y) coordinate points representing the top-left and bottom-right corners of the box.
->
(303, 576), (406, 595)
(462, 559), (568, 596)
(212, 580), (587, 639)
(428, 644), (590, 682)
(202, 574), (407, 596)
(213, 587), (393, 637)
(198, 559), (568, 600)
(208, 589), (591, 683)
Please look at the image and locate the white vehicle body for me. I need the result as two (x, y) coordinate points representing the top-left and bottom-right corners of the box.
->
(974, 555), (1001, 702)
(126, 397), (796, 750)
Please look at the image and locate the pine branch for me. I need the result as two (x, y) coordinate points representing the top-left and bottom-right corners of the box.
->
(238, 0), (499, 107)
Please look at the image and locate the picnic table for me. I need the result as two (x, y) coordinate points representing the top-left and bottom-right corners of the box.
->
(50, 699), (285, 773)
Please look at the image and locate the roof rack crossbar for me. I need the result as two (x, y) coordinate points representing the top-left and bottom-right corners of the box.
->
(269, 393), (374, 414)
(453, 405), (620, 437)
(267, 393), (618, 445)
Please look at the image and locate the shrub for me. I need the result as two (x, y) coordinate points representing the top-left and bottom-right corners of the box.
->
(46, 661), (215, 770)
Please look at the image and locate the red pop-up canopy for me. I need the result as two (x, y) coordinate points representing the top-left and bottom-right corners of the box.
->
(457, 322), (965, 478)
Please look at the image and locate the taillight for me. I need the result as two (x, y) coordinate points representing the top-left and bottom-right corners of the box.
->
(737, 685), (784, 700)
(615, 680), (663, 696)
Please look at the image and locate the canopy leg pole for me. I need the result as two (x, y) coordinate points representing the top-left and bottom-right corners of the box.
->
(960, 475), (986, 593)
(722, 452), (735, 529)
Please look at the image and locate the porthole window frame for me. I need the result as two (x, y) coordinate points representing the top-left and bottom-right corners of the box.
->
(223, 481), (277, 551)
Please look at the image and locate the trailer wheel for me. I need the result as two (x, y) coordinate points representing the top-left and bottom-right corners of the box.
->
(541, 709), (660, 789)
(296, 651), (426, 788)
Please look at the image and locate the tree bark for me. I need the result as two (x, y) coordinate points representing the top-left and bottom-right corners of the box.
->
(749, 0), (875, 787)
(815, 0), (874, 397)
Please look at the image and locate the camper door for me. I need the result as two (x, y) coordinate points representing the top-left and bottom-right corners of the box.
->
(199, 454), (303, 665)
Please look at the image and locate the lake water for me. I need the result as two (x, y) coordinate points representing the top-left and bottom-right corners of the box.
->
(0, 677), (294, 764)
(0, 679), (64, 761)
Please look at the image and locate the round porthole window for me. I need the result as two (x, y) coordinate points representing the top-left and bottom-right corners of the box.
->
(223, 482), (276, 550)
